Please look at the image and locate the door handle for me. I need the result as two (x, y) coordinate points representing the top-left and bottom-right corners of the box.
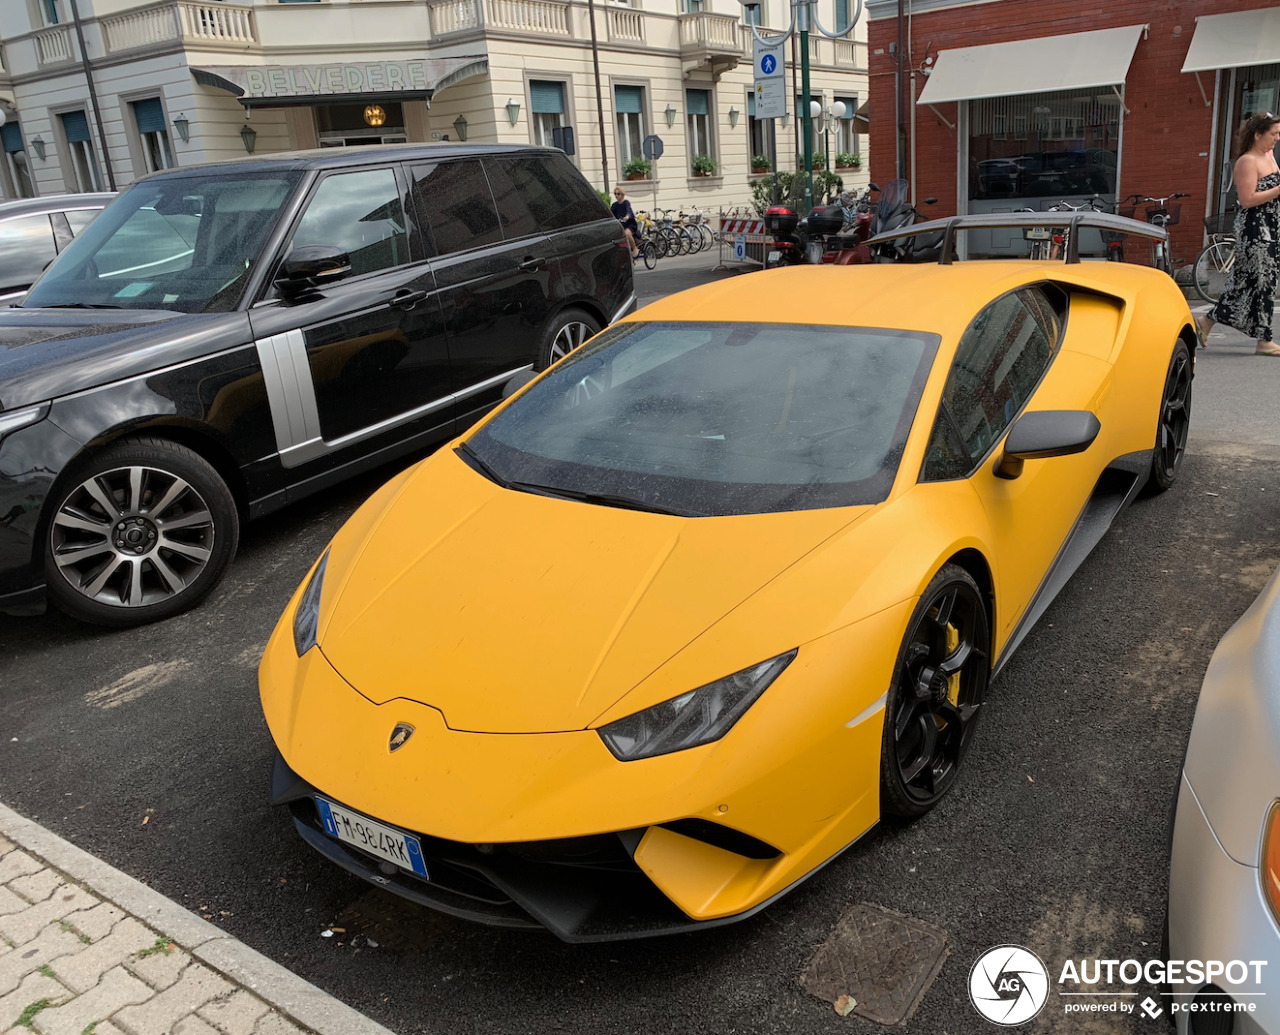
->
(518, 257), (547, 272)
(390, 289), (429, 310)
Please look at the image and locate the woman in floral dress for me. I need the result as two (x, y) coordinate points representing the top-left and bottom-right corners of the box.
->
(1198, 112), (1280, 355)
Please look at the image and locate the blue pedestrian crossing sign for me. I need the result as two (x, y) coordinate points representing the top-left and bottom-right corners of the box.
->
(753, 38), (786, 119)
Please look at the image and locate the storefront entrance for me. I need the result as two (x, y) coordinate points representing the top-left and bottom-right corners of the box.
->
(315, 102), (407, 148)
(1210, 63), (1280, 216)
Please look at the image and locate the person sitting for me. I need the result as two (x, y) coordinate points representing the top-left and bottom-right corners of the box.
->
(611, 187), (640, 260)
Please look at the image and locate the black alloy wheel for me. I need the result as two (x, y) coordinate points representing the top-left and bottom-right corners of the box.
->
(881, 563), (991, 818)
(1146, 339), (1193, 495)
(44, 436), (239, 627)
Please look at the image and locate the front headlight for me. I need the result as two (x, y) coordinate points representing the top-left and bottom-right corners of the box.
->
(0, 402), (49, 442)
(292, 551), (330, 656)
(597, 650), (797, 761)
(1263, 801), (1280, 927)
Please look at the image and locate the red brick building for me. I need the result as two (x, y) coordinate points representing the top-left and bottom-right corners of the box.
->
(865, 0), (1280, 264)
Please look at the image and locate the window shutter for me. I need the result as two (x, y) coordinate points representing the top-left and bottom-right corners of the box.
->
(61, 111), (91, 143)
(1, 123), (24, 153)
(133, 98), (166, 134)
(529, 81), (565, 115)
(747, 93), (755, 117)
(685, 90), (709, 116)
(614, 85), (643, 114)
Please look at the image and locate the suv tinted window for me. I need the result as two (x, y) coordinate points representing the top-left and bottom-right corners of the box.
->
(481, 160), (541, 240)
(501, 154), (608, 231)
(922, 288), (1060, 480)
(290, 168), (408, 277)
(0, 214), (57, 292)
(410, 159), (501, 256)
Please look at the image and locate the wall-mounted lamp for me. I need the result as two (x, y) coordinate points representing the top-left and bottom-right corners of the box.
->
(728, 106), (740, 129)
(505, 98), (521, 126)
(780, 111), (790, 128)
(239, 123), (257, 154)
(30, 136), (46, 161)
(172, 114), (190, 143)
(664, 104), (677, 128)
(452, 115), (468, 141)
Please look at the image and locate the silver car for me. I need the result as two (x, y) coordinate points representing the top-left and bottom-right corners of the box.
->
(0, 192), (114, 305)
(1168, 562), (1280, 1033)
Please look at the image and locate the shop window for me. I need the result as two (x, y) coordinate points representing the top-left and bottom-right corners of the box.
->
(614, 85), (647, 165)
(530, 80), (566, 148)
(59, 111), (102, 192)
(291, 168), (408, 278)
(686, 89), (713, 172)
(132, 98), (175, 173)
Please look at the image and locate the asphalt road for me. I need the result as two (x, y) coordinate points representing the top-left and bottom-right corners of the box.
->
(2, 262), (1277, 1034)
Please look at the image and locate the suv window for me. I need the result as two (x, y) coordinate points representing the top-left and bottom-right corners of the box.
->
(290, 168), (408, 278)
(410, 159), (501, 256)
(481, 160), (541, 240)
(0, 214), (57, 292)
(922, 288), (1060, 480)
(501, 154), (608, 231)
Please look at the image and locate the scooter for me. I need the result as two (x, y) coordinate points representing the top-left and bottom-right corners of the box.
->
(828, 180), (941, 264)
(764, 189), (869, 267)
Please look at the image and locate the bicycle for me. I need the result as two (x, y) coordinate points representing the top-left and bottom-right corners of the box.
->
(631, 210), (662, 269)
(1121, 192), (1189, 274)
(1191, 210), (1237, 305)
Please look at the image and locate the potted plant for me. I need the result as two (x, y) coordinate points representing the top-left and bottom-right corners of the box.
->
(750, 154), (771, 174)
(811, 152), (826, 171)
(623, 156), (652, 180)
(691, 154), (717, 176)
(835, 150), (860, 170)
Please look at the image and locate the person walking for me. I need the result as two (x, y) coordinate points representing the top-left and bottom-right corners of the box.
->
(611, 187), (640, 260)
(1197, 112), (1280, 355)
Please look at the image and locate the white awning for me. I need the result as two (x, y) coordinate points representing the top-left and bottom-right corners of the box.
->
(1182, 10), (1280, 73)
(917, 24), (1145, 105)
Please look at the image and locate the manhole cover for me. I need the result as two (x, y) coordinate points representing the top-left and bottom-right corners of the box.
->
(799, 902), (949, 1025)
(333, 890), (453, 954)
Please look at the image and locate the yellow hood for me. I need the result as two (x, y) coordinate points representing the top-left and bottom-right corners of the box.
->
(319, 450), (867, 733)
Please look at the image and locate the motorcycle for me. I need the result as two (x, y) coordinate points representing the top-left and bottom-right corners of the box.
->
(763, 188), (870, 268)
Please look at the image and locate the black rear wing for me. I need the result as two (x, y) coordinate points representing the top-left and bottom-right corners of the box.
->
(866, 211), (1168, 265)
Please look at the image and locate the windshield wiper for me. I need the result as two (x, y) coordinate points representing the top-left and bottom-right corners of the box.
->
(455, 441), (514, 489)
(40, 303), (126, 309)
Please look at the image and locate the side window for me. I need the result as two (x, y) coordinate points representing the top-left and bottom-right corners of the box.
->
(290, 168), (407, 278)
(0, 214), (57, 291)
(922, 288), (1059, 480)
(502, 154), (607, 231)
(64, 209), (100, 235)
(480, 160), (540, 240)
(410, 159), (501, 256)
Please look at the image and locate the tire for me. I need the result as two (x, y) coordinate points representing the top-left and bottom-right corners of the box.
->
(1191, 240), (1234, 305)
(641, 240), (657, 270)
(536, 307), (602, 369)
(43, 437), (239, 627)
(658, 227), (681, 257)
(695, 223), (713, 251)
(1145, 339), (1193, 495)
(881, 563), (991, 818)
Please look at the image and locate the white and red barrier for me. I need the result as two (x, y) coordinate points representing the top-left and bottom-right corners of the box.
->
(718, 218), (768, 237)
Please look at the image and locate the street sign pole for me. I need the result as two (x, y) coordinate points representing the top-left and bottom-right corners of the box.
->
(797, 4), (813, 213)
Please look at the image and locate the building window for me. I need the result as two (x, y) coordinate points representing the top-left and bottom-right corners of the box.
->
(796, 94), (822, 157)
(132, 98), (175, 173)
(59, 111), (101, 192)
(530, 80), (566, 148)
(614, 84), (646, 164)
(747, 92), (776, 169)
(682, 0), (704, 11)
(743, 1), (764, 25)
(835, 0), (849, 30)
(686, 89), (713, 172)
(1, 123), (34, 199)
(835, 94), (858, 156)
(40, 0), (61, 25)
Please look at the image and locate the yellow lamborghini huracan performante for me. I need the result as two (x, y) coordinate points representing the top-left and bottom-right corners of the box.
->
(260, 216), (1195, 941)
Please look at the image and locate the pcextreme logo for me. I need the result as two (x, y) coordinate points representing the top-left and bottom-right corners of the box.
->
(968, 946), (1269, 1025)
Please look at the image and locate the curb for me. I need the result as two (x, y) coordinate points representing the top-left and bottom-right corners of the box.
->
(0, 801), (398, 1035)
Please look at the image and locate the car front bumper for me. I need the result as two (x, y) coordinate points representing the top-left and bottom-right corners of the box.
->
(1168, 773), (1280, 1035)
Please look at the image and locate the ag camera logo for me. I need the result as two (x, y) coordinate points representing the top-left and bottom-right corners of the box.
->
(969, 945), (1050, 1025)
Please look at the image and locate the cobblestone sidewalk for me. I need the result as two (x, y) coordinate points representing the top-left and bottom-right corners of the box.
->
(0, 807), (395, 1035)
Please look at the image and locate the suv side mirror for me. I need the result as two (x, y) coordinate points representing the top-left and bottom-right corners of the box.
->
(276, 245), (351, 295)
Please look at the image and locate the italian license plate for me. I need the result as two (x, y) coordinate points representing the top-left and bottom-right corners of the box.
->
(315, 797), (428, 878)
(1024, 227), (1052, 240)
(767, 249), (781, 265)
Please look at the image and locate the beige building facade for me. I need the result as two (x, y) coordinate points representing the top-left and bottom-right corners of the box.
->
(0, 0), (867, 212)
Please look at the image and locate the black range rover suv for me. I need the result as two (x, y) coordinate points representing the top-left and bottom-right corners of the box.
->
(0, 144), (634, 626)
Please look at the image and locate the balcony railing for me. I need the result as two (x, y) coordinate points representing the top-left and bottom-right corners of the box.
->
(833, 38), (868, 68)
(33, 25), (74, 66)
(607, 7), (644, 43)
(679, 11), (740, 52)
(429, 0), (569, 37)
(101, 1), (258, 55)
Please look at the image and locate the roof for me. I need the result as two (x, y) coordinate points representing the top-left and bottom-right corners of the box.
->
(135, 143), (565, 182)
(0, 193), (115, 217)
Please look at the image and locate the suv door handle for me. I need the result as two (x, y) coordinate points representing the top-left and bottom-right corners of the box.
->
(390, 289), (429, 310)
(518, 257), (547, 272)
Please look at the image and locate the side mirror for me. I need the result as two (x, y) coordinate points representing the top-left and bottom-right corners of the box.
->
(923, 197), (938, 205)
(995, 410), (1100, 480)
(868, 182), (881, 192)
(501, 368), (539, 399)
(276, 245), (351, 295)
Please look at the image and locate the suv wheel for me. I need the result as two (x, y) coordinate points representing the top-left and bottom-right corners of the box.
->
(537, 309), (601, 369)
(44, 437), (239, 627)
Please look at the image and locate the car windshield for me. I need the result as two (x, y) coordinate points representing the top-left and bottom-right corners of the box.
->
(466, 321), (939, 516)
(23, 171), (302, 314)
